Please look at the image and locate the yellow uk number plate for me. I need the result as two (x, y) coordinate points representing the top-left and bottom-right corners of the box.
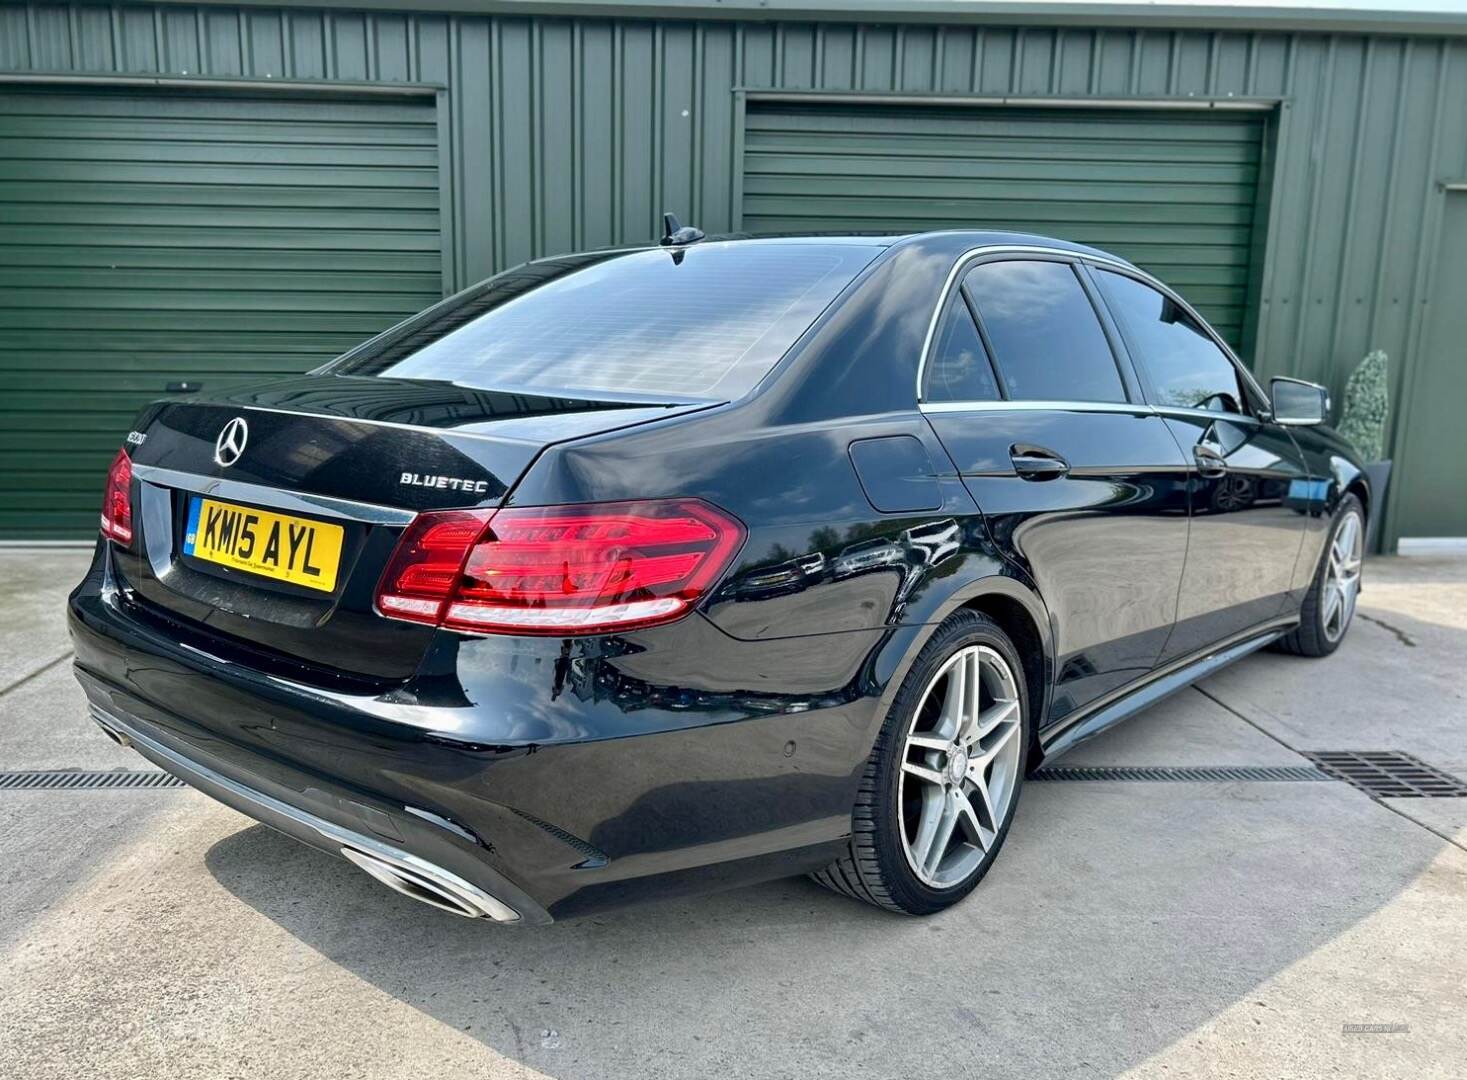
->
(182, 496), (343, 592)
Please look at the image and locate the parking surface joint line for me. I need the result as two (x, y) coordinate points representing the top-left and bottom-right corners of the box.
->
(0, 652), (73, 699)
(1194, 686), (1467, 856)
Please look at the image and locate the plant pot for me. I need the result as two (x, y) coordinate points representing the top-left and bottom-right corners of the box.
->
(1363, 459), (1392, 552)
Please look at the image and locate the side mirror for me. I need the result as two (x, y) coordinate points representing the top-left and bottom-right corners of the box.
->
(1270, 377), (1329, 426)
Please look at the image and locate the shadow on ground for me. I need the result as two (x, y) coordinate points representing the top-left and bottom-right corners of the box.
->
(205, 765), (1460, 1079)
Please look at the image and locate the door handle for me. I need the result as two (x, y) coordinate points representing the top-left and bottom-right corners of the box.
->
(1010, 445), (1070, 481)
(1193, 443), (1228, 478)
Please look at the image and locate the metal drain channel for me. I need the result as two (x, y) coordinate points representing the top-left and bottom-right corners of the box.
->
(1301, 751), (1467, 798)
(0, 769), (185, 791)
(1031, 765), (1330, 783)
(5, 760), (1461, 795)
(4, 765), (1337, 792)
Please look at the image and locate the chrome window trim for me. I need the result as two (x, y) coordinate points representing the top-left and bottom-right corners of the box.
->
(1086, 262), (1273, 415)
(131, 464), (419, 525)
(915, 245), (1139, 406)
(1150, 404), (1262, 425)
(918, 400), (1258, 425)
(918, 399), (1151, 415)
(915, 244), (1270, 418)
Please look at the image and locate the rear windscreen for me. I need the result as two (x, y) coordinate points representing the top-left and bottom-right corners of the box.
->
(335, 242), (881, 401)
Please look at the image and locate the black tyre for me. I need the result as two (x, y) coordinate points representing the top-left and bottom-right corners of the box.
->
(1275, 493), (1365, 658)
(811, 610), (1030, 915)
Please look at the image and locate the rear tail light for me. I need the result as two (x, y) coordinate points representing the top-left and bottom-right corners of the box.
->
(99, 449), (134, 545)
(375, 499), (745, 635)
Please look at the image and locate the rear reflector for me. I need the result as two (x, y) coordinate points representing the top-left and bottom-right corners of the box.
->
(99, 449), (134, 545)
(375, 499), (744, 636)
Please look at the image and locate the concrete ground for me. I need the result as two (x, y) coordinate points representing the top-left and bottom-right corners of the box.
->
(1, 548), (1464, 1079)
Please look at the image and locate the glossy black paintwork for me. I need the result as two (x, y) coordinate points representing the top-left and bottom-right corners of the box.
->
(117, 376), (708, 679)
(1280, 422), (1369, 584)
(130, 374), (699, 511)
(1156, 412), (1311, 659)
(931, 406), (1191, 722)
(847, 436), (943, 513)
(68, 231), (1368, 921)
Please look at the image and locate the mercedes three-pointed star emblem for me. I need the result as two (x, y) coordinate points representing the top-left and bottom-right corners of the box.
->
(214, 416), (249, 468)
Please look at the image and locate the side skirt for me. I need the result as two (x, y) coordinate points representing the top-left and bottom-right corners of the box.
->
(1037, 616), (1297, 762)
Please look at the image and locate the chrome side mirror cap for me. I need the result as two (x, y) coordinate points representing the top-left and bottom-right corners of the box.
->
(1270, 376), (1329, 426)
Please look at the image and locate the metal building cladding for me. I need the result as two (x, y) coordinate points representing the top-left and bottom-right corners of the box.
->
(0, 0), (1464, 548)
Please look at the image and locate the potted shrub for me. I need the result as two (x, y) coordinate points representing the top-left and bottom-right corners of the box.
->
(1336, 349), (1391, 550)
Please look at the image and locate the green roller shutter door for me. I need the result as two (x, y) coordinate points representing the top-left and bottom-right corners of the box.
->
(741, 101), (1264, 350)
(0, 88), (443, 539)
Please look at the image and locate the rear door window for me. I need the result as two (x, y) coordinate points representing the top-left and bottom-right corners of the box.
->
(924, 298), (1001, 403)
(1093, 269), (1247, 414)
(337, 243), (881, 401)
(963, 260), (1127, 403)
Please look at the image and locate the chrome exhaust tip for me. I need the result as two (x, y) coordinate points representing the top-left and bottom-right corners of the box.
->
(339, 845), (517, 921)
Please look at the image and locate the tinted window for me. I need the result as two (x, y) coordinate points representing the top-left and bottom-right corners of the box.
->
(925, 298), (1000, 402)
(1095, 269), (1245, 413)
(964, 260), (1125, 403)
(345, 243), (880, 400)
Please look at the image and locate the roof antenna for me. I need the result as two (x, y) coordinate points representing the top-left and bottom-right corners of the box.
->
(660, 212), (705, 247)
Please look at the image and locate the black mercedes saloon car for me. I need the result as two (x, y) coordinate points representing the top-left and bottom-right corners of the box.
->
(69, 229), (1367, 924)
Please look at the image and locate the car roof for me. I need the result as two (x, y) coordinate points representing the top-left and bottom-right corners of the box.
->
(703, 229), (1136, 267)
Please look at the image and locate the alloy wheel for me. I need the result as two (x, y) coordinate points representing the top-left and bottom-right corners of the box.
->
(1322, 510), (1363, 643)
(897, 645), (1023, 889)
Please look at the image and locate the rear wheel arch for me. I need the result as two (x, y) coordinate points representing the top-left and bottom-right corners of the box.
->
(875, 575), (1053, 748)
(1345, 476), (1370, 530)
(958, 591), (1051, 761)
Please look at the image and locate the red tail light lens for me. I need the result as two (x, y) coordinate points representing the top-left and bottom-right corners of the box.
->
(99, 449), (134, 545)
(375, 499), (744, 635)
(376, 509), (495, 622)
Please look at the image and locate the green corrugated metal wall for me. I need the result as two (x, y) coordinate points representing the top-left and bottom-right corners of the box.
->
(1394, 192), (1467, 538)
(0, 86), (442, 537)
(741, 101), (1264, 348)
(0, 4), (1464, 545)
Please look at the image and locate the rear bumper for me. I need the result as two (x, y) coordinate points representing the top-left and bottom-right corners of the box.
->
(86, 696), (527, 923)
(67, 544), (877, 921)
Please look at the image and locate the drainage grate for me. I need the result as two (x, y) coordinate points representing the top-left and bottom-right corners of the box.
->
(0, 769), (185, 791)
(1031, 765), (1331, 783)
(8, 760), (1457, 797)
(1301, 752), (1467, 798)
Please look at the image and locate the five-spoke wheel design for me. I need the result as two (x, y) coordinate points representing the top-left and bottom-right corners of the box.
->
(1323, 508), (1363, 643)
(898, 644), (1023, 889)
